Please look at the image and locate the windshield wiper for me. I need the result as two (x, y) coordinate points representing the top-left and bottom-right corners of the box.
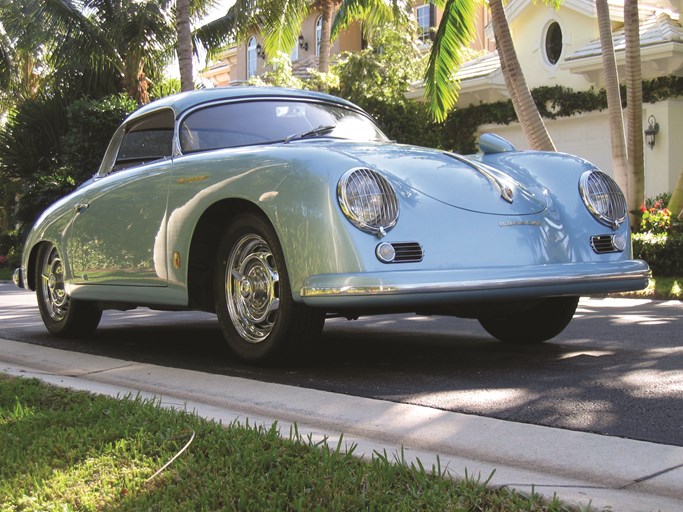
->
(284, 124), (336, 144)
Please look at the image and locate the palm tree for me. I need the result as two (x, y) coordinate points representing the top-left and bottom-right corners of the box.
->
(212, 0), (408, 75)
(669, 169), (683, 220)
(596, 0), (628, 199)
(624, 0), (644, 219)
(253, 0), (343, 74)
(177, 0), (194, 91)
(16, 0), (177, 104)
(0, 0), (48, 108)
(487, 0), (555, 151)
(424, 0), (559, 151)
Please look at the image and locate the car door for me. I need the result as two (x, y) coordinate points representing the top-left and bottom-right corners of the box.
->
(67, 109), (175, 287)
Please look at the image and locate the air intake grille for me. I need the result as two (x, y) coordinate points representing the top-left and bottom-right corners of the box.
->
(392, 242), (424, 263)
(590, 234), (625, 254)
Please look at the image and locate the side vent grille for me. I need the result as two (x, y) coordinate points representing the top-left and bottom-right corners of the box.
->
(591, 235), (626, 254)
(393, 242), (424, 263)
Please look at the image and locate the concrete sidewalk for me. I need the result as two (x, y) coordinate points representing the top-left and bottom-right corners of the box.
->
(1, 337), (681, 511)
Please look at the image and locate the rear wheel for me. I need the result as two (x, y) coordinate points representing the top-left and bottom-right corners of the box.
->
(478, 297), (579, 344)
(214, 214), (324, 363)
(36, 244), (102, 337)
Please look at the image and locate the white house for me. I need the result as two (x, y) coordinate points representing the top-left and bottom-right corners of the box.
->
(410, 0), (683, 199)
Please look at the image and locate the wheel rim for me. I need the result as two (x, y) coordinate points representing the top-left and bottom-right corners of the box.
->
(40, 246), (69, 322)
(225, 234), (280, 343)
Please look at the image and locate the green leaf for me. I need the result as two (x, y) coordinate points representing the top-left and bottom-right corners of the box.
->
(424, 0), (478, 122)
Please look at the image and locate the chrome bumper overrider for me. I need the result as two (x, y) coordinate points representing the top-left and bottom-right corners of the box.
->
(300, 260), (650, 307)
(13, 268), (24, 289)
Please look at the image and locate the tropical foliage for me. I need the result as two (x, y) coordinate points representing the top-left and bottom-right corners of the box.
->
(0, 94), (136, 225)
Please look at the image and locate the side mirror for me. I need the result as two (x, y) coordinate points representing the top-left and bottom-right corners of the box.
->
(479, 133), (517, 155)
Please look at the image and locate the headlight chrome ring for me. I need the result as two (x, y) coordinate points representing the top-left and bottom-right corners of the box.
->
(338, 168), (399, 237)
(579, 170), (627, 230)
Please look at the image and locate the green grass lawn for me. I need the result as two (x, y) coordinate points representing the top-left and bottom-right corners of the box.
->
(0, 273), (677, 511)
(612, 276), (682, 300)
(0, 375), (576, 512)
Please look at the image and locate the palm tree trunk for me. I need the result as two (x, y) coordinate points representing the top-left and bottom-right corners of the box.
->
(123, 55), (150, 105)
(488, 0), (555, 151)
(596, 0), (629, 201)
(668, 169), (683, 220)
(318, 0), (334, 74)
(624, 0), (644, 222)
(177, 0), (194, 92)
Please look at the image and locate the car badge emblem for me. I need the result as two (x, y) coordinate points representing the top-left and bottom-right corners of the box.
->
(501, 186), (514, 203)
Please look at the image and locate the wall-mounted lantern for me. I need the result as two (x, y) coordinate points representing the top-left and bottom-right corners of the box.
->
(298, 34), (308, 51)
(644, 115), (659, 150)
(256, 44), (266, 60)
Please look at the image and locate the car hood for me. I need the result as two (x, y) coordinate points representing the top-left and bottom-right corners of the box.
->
(323, 141), (547, 216)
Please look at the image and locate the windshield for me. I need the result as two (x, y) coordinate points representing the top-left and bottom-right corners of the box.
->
(179, 100), (388, 153)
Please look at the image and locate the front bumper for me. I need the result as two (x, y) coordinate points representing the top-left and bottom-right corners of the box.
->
(300, 260), (650, 308)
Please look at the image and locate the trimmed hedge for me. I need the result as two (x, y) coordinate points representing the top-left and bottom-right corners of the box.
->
(633, 232), (683, 277)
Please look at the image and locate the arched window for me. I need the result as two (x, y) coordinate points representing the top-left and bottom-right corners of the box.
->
(247, 36), (258, 78)
(316, 16), (323, 56)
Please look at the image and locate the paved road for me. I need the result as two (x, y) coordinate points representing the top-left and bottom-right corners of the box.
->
(1, 282), (681, 446)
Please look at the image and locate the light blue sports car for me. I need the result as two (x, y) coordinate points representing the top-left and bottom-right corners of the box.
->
(14, 87), (649, 362)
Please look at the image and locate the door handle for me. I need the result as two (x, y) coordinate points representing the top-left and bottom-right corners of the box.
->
(75, 203), (90, 213)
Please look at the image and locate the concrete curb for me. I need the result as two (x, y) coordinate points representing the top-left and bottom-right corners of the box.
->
(1, 337), (681, 511)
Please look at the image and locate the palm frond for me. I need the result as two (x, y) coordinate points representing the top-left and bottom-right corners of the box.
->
(194, 6), (237, 53)
(424, 0), (478, 122)
(332, 0), (412, 42)
(21, 0), (126, 74)
(261, 0), (309, 57)
(0, 29), (11, 90)
(229, 0), (268, 43)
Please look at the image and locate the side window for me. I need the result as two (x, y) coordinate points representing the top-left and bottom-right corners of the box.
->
(114, 109), (175, 170)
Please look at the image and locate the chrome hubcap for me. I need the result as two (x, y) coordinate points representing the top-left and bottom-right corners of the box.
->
(41, 247), (69, 322)
(225, 235), (280, 343)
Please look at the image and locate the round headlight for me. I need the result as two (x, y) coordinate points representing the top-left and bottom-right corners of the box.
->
(579, 170), (627, 229)
(338, 168), (399, 236)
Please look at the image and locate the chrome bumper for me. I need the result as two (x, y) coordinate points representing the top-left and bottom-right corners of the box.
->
(300, 260), (650, 307)
(13, 268), (24, 289)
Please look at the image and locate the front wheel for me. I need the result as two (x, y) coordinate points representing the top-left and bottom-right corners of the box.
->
(214, 214), (324, 363)
(478, 297), (579, 344)
(35, 244), (102, 337)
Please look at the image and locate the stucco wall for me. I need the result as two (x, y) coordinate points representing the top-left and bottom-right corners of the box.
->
(480, 99), (679, 199)
(511, 5), (602, 91)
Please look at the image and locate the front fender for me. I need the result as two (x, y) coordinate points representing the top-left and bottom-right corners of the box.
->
(166, 146), (371, 298)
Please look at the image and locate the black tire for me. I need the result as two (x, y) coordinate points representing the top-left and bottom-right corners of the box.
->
(214, 214), (325, 363)
(35, 244), (102, 337)
(478, 296), (579, 344)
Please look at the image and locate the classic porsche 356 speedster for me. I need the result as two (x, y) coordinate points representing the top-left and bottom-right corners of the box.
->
(14, 87), (649, 362)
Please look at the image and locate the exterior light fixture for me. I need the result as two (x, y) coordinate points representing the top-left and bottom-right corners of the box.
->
(644, 114), (659, 150)
(298, 34), (308, 51)
(256, 43), (266, 60)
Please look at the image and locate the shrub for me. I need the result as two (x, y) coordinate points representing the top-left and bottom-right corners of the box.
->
(0, 230), (21, 268)
(633, 232), (683, 277)
(63, 94), (137, 185)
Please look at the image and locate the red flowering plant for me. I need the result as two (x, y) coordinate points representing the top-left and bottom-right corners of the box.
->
(0, 255), (7, 267)
(639, 197), (672, 235)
